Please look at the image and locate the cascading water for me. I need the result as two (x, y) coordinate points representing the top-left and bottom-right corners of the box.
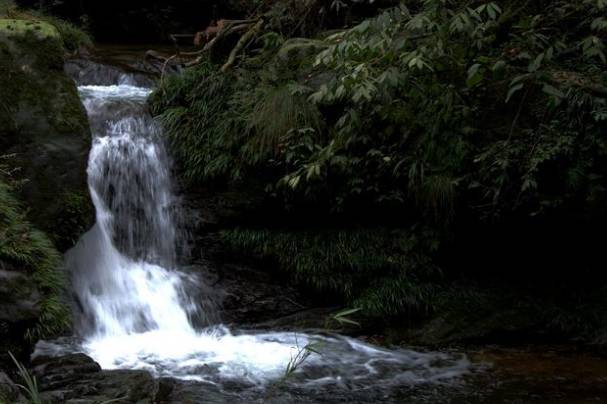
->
(36, 67), (470, 396)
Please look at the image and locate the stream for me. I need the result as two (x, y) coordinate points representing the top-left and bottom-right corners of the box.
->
(30, 52), (607, 404)
(32, 59), (472, 403)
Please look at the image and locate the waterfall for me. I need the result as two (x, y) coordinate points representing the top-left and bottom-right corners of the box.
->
(36, 69), (470, 390)
(67, 84), (195, 337)
(64, 82), (315, 383)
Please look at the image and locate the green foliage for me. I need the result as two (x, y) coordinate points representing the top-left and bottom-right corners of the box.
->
(151, 63), (243, 181)
(154, 1), (607, 320)
(9, 351), (42, 404)
(284, 340), (320, 378)
(155, 0), (607, 219)
(355, 279), (440, 318)
(0, 181), (71, 340)
(330, 307), (361, 327)
(35, 13), (92, 51)
(152, 60), (322, 182)
(301, 0), (607, 218)
(221, 227), (441, 315)
(241, 83), (322, 163)
(0, 0), (15, 16)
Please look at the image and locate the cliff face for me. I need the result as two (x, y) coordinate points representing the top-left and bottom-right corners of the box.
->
(0, 19), (93, 252)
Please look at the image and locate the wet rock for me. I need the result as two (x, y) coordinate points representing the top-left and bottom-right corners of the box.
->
(33, 354), (158, 403)
(155, 378), (176, 403)
(0, 18), (93, 252)
(65, 57), (156, 87)
(191, 260), (312, 327)
(0, 268), (44, 364)
(0, 270), (41, 323)
(32, 353), (102, 390)
(0, 371), (23, 403)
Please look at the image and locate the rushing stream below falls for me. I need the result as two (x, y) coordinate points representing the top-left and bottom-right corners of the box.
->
(31, 64), (472, 402)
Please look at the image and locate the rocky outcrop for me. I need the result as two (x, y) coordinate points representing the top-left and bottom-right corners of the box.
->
(0, 19), (93, 252)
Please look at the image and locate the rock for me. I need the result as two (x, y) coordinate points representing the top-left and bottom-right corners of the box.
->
(33, 354), (158, 403)
(32, 353), (102, 391)
(0, 371), (24, 403)
(0, 18), (93, 252)
(0, 269), (42, 368)
(65, 57), (156, 87)
(0, 270), (41, 323)
(190, 260), (312, 327)
(0, 180), (71, 366)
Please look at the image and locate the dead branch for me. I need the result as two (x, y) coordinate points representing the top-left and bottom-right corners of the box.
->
(184, 19), (263, 68)
(221, 19), (264, 72)
(195, 19), (258, 47)
(154, 18), (265, 71)
(144, 50), (182, 76)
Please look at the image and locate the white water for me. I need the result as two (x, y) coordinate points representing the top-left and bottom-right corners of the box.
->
(38, 79), (470, 389)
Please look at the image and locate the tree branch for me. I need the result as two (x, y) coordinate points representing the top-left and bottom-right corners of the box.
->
(221, 19), (264, 72)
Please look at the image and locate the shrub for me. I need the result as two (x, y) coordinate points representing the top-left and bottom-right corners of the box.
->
(153, 0), (607, 319)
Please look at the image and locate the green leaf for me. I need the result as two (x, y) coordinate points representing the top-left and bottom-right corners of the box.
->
(492, 60), (507, 72)
(354, 20), (371, 33)
(528, 53), (544, 72)
(335, 307), (362, 317)
(467, 63), (483, 87)
(542, 84), (565, 99)
(506, 83), (524, 103)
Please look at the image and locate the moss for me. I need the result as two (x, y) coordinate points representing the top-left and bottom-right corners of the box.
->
(0, 19), (92, 248)
(0, 180), (71, 340)
(0, 4), (93, 52)
(0, 18), (59, 40)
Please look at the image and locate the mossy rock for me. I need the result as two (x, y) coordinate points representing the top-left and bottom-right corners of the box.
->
(0, 18), (60, 40)
(0, 18), (93, 251)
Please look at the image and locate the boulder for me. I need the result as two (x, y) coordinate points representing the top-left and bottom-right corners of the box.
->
(0, 19), (93, 252)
